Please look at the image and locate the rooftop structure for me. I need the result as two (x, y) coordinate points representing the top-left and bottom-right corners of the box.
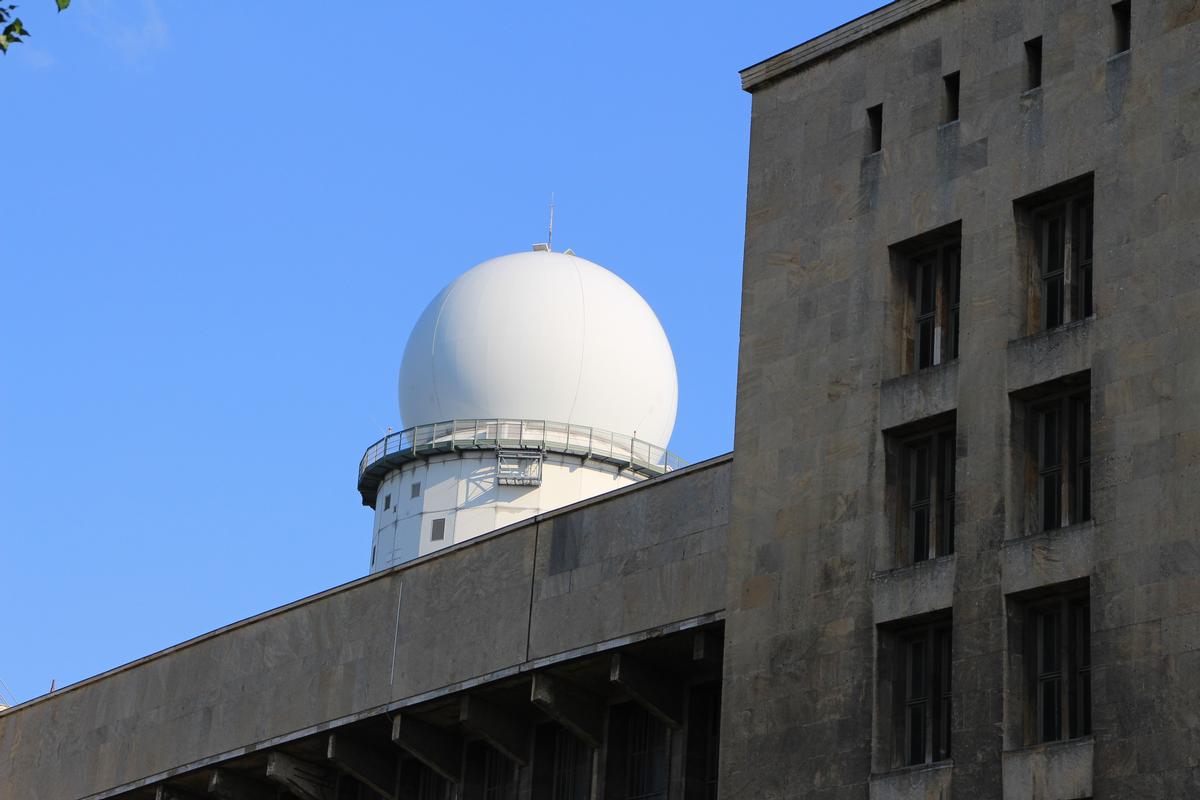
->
(365, 249), (682, 571)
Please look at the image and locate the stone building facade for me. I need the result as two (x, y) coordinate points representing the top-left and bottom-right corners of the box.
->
(728, 0), (1200, 797)
(3, 1), (1200, 799)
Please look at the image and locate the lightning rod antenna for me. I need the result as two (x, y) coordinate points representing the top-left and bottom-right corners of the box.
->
(548, 193), (555, 251)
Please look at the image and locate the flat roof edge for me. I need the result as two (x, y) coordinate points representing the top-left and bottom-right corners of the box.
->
(740, 0), (951, 92)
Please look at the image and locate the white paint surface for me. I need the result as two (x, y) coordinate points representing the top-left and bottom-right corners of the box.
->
(398, 250), (678, 448)
(369, 451), (642, 572)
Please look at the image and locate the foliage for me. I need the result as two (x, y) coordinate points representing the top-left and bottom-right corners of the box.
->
(0, 0), (70, 54)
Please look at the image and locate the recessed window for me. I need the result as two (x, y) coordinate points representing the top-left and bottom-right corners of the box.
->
(1112, 0), (1131, 54)
(1013, 373), (1091, 536)
(880, 615), (952, 769)
(464, 741), (518, 800)
(1025, 37), (1043, 90)
(431, 517), (446, 542)
(1009, 583), (1092, 746)
(411, 481), (421, 499)
(1033, 390), (1091, 532)
(867, 104), (883, 154)
(606, 704), (670, 800)
(383, 494), (391, 511)
(942, 72), (960, 123)
(1017, 177), (1094, 332)
(892, 421), (956, 565)
(891, 225), (962, 374)
(685, 686), (721, 798)
(533, 724), (592, 800)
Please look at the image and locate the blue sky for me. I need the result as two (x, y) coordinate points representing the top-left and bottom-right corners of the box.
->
(0, 0), (881, 704)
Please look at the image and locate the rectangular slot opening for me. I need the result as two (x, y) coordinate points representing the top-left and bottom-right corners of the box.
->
(867, 104), (883, 154)
(942, 72), (960, 123)
(1025, 37), (1042, 90)
(1112, 1), (1131, 54)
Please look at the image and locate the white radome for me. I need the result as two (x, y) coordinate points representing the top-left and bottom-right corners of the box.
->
(399, 250), (678, 448)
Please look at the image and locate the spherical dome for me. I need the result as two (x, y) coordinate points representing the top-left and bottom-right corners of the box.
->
(399, 250), (678, 447)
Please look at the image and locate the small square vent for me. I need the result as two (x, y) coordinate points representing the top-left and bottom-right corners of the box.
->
(497, 451), (543, 486)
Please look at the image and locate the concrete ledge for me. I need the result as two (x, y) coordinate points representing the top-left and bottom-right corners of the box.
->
(880, 361), (959, 432)
(740, 0), (951, 91)
(1006, 321), (1093, 395)
(1002, 737), (1094, 799)
(872, 555), (955, 624)
(1000, 523), (1094, 596)
(869, 761), (953, 800)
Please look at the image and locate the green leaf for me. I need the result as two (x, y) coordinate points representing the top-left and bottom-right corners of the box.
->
(56, 0), (69, 10)
(0, 34), (8, 53)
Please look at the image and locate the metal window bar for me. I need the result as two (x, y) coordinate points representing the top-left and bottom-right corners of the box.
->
(1040, 212), (1066, 329)
(626, 707), (669, 800)
(914, 258), (938, 369)
(933, 626), (952, 761)
(1037, 404), (1064, 531)
(551, 727), (591, 800)
(1035, 607), (1063, 742)
(945, 246), (961, 361)
(904, 636), (929, 765)
(1073, 198), (1094, 319)
(908, 442), (932, 563)
(1069, 598), (1092, 738)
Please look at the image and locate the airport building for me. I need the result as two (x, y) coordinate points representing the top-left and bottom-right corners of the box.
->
(4, 1), (1200, 798)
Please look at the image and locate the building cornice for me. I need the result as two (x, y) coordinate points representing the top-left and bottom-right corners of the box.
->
(740, 0), (953, 92)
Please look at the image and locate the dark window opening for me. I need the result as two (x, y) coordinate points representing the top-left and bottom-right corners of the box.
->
(898, 425), (957, 564)
(607, 704), (670, 800)
(1112, 1), (1131, 54)
(464, 742), (518, 800)
(897, 233), (961, 374)
(884, 617), (952, 768)
(1026, 591), (1091, 744)
(1025, 37), (1043, 90)
(384, 494), (392, 511)
(1033, 390), (1090, 532)
(1022, 181), (1094, 331)
(533, 724), (592, 800)
(412, 481), (422, 498)
(685, 686), (721, 800)
(399, 759), (449, 800)
(431, 517), (446, 542)
(867, 104), (883, 154)
(943, 72), (960, 123)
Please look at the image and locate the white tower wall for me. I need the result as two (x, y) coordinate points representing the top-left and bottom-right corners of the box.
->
(369, 451), (641, 572)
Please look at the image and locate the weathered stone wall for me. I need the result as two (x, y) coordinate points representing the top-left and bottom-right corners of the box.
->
(727, 0), (1200, 797)
(0, 456), (729, 800)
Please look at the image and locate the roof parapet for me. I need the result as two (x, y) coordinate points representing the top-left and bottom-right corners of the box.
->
(740, 0), (952, 92)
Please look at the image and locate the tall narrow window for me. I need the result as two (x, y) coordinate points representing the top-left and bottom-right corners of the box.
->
(867, 104), (883, 154)
(892, 620), (952, 767)
(1072, 199), (1094, 320)
(1112, 0), (1131, 54)
(464, 742), (517, 800)
(1027, 182), (1094, 330)
(945, 246), (961, 361)
(1025, 37), (1043, 90)
(1033, 389), (1090, 532)
(942, 72), (960, 123)
(384, 494), (392, 511)
(431, 517), (447, 542)
(899, 424), (956, 564)
(685, 686), (721, 800)
(626, 706), (669, 800)
(533, 724), (592, 800)
(1027, 592), (1091, 743)
(902, 237), (961, 372)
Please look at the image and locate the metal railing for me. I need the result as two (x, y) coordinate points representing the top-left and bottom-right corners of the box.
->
(358, 418), (685, 483)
